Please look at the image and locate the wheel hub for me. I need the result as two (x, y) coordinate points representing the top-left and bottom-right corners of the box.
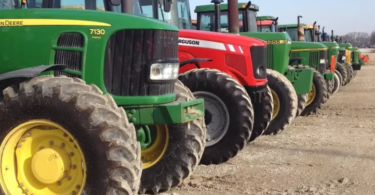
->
(193, 91), (230, 147)
(0, 120), (86, 195)
(306, 84), (316, 106)
(270, 89), (280, 120)
(31, 148), (65, 184)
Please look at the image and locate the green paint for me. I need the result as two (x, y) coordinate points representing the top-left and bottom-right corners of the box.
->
(321, 42), (339, 68)
(284, 68), (313, 94)
(324, 72), (334, 80)
(124, 98), (204, 125)
(279, 24), (307, 28)
(351, 47), (360, 65)
(257, 16), (277, 21)
(0, 9), (205, 128)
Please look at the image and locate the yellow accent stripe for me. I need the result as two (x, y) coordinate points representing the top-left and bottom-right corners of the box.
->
(0, 19), (111, 27)
(265, 40), (289, 45)
(292, 48), (328, 52)
(329, 46), (339, 49)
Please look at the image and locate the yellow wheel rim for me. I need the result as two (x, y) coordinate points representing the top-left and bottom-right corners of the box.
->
(306, 84), (316, 106)
(270, 89), (280, 120)
(141, 125), (169, 169)
(0, 120), (86, 195)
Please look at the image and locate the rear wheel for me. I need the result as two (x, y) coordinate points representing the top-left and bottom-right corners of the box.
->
(336, 63), (348, 86)
(334, 70), (343, 85)
(263, 69), (297, 135)
(179, 69), (253, 165)
(139, 80), (206, 194)
(301, 69), (329, 116)
(249, 86), (273, 142)
(326, 78), (334, 97)
(0, 76), (141, 195)
(296, 94), (308, 117)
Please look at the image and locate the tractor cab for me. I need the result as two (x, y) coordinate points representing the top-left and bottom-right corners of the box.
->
(256, 16), (278, 32)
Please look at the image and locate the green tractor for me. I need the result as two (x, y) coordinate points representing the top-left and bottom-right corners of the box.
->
(278, 18), (335, 116)
(305, 25), (341, 93)
(0, 1), (206, 194)
(195, 1), (314, 135)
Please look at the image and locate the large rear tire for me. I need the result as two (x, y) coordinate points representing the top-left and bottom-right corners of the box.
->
(326, 78), (334, 97)
(296, 94), (308, 117)
(179, 69), (253, 165)
(139, 80), (206, 194)
(336, 63), (348, 86)
(344, 62), (354, 84)
(334, 70), (343, 85)
(0, 76), (142, 195)
(301, 69), (329, 116)
(263, 69), (297, 135)
(248, 86), (273, 142)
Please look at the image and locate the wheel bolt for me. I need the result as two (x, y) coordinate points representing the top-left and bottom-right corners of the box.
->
(17, 144), (22, 148)
(69, 138), (73, 142)
(70, 152), (74, 156)
(19, 183), (24, 187)
(67, 176), (72, 180)
(72, 165), (76, 169)
(39, 146), (44, 150)
(49, 141), (54, 145)
(61, 143), (65, 148)
(76, 185), (81, 189)
(72, 191), (77, 195)
(57, 181), (61, 186)
(24, 189), (28, 193)
(21, 138), (26, 142)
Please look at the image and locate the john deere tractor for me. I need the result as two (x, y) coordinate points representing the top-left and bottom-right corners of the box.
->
(195, 1), (315, 135)
(0, 0), (206, 194)
(278, 18), (335, 116)
(305, 24), (341, 94)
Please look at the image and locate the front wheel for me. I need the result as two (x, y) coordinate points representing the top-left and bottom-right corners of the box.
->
(139, 80), (206, 194)
(263, 69), (298, 135)
(0, 76), (142, 195)
(332, 72), (341, 94)
(179, 69), (254, 165)
(301, 69), (328, 116)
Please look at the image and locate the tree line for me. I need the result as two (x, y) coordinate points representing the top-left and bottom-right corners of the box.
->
(340, 31), (375, 48)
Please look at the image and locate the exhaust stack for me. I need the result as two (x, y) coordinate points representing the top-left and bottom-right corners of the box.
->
(211, 0), (223, 32)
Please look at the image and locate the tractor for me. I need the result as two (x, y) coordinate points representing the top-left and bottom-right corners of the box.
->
(136, 0), (275, 161)
(305, 24), (341, 94)
(278, 19), (336, 116)
(194, 1), (314, 135)
(0, 0), (207, 194)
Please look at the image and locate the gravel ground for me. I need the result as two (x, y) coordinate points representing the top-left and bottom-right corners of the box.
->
(154, 49), (375, 195)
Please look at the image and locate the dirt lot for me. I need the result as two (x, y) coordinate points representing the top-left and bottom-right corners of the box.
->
(158, 49), (375, 195)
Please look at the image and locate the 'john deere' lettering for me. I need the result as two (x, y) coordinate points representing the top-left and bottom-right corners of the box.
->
(179, 39), (200, 45)
(0, 20), (23, 27)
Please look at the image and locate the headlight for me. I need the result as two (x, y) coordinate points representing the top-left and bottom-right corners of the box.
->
(342, 56), (346, 61)
(319, 59), (326, 64)
(287, 39), (292, 44)
(150, 63), (179, 80)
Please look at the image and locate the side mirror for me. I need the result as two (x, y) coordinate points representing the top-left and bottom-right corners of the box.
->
(245, 1), (252, 9)
(110, 0), (121, 6)
(164, 0), (172, 12)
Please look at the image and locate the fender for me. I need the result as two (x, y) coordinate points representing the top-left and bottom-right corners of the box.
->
(0, 64), (66, 92)
(180, 58), (213, 68)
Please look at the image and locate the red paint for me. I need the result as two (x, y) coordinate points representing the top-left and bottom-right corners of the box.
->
(178, 30), (267, 87)
(257, 20), (273, 26)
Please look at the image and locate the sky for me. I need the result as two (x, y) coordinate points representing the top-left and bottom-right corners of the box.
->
(189, 0), (375, 35)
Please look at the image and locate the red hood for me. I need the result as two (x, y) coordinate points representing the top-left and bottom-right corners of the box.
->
(179, 30), (266, 47)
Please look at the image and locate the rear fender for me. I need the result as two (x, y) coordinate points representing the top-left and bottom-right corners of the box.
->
(0, 65), (66, 92)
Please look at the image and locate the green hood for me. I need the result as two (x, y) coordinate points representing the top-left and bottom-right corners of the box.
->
(291, 41), (327, 51)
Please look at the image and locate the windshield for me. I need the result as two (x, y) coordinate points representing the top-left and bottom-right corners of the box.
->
(199, 10), (245, 32)
(2, 0), (141, 14)
(247, 10), (257, 32)
(259, 24), (275, 32)
(285, 28), (299, 41)
(315, 34), (320, 42)
(139, 0), (192, 29)
(304, 29), (313, 42)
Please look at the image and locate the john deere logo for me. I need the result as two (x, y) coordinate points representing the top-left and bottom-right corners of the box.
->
(0, 20), (23, 27)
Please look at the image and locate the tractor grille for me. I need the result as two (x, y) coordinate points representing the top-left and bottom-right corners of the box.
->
(54, 33), (84, 78)
(338, 50), (345, 63)
(308, 51), (320, 71)
(320, 50), (328, 72)
(266, 44), (273, 69)
(250, 46), (267, 79)
(104, 30), (178, 96)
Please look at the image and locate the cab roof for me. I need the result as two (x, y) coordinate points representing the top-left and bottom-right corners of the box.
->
(279, 24), (307, 28)
(257, 16), (277, 21)
(195, 2), (259, 13)
(257, 20), (273, 25)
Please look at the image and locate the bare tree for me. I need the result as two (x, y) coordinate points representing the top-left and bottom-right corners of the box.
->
(342, 32), (370, 48)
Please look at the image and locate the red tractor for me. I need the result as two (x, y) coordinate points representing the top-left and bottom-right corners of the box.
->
(138, 0), (274, 166)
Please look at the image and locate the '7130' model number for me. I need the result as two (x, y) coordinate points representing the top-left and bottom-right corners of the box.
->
(90, 29), (106, 35)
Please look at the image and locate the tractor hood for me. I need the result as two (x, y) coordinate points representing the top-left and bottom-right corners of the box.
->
(291, 42), (327, 51)
(240, 32), (291, 43)
(179, 30), (266, 48)
(351, 47), (359, 51)
(321, 42), (339, 49)
(339, 43), (352, 49)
